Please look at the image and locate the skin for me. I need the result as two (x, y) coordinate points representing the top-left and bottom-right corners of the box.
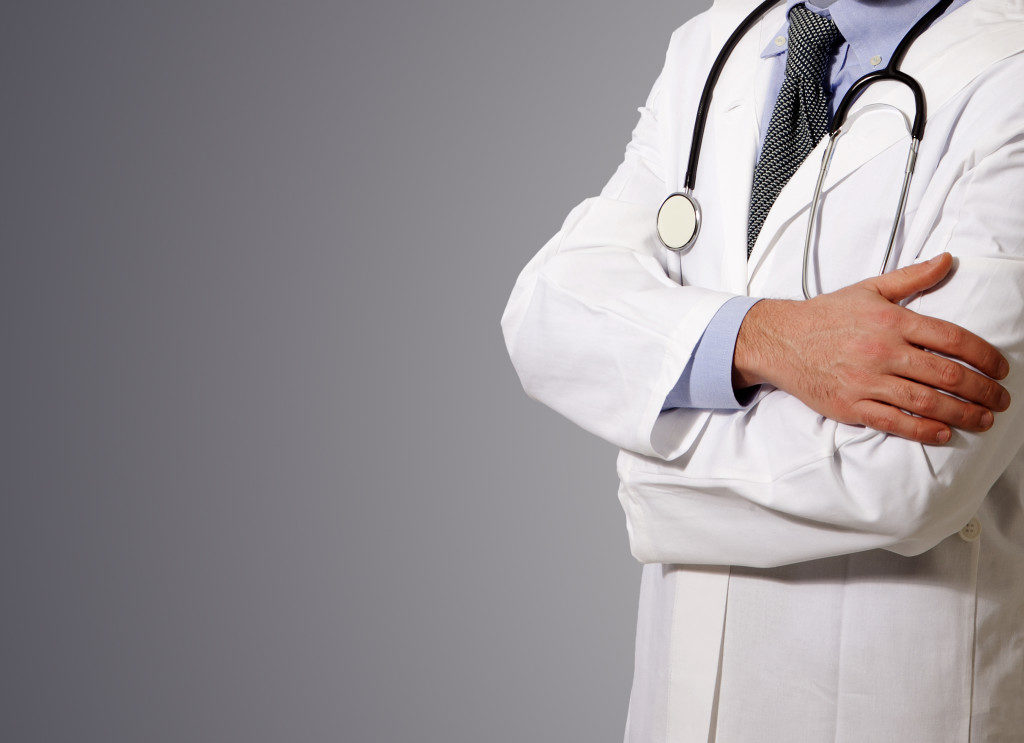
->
(732, 252), (1012, 444)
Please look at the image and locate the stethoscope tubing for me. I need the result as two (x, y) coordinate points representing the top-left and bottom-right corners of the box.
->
(666, 0), (958, 297)
(801, 132), (921, 300)
(683, 0), (782, 191)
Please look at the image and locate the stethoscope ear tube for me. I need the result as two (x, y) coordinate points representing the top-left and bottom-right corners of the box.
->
(879, 137), (920, 277)
(659, 0), (953, 296)
(831, 70), (927, 140)
(801, 133), (921, 300)
(802, 132), (842, 300)
(683, 0), (783, 192)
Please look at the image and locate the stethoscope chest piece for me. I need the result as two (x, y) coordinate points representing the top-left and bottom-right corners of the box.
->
(653, 0), (947, 281)
(657, 191), (702, 253)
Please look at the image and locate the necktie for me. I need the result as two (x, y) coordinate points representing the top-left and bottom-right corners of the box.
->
(746, 4), (842, 258)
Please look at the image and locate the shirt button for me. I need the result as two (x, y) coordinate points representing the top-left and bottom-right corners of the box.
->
(775, 36), (786, 47)
(870, 55), (883, 67)
(959, 517), (982, 542)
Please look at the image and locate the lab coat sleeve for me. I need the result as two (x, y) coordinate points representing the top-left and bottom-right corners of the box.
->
(500, 21), (742, 459)
(662, 296), (766, 411)
(619, 133), (1024, 568)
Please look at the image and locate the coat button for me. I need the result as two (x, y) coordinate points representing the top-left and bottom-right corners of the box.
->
(959, 517), (982, 542)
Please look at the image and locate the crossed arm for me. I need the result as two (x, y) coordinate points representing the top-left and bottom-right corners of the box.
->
(500, 48), (1024, 567)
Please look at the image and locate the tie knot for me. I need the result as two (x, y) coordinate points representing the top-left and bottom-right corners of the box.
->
(785, 4), (842, 80)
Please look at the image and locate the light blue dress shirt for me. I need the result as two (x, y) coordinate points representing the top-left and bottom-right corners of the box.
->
(662, 0), (971, 412)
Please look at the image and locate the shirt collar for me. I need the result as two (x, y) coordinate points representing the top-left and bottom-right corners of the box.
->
(759, 0), (946, 71)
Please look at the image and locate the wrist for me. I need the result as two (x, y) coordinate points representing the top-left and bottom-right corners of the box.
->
(732, 298), (795, 389)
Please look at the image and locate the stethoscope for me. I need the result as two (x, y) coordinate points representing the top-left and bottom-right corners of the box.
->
(656, 0), (955, 298)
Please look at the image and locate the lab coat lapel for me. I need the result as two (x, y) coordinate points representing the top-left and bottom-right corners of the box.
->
(708, 96), (758, 296)
(706, 6), (784, 295)
(745, 0), (1024, 288)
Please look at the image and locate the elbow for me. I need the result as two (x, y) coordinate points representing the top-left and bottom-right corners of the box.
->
(499, 276), (535, 393)
(823, 432), (981, 554)
(874, 480), (980, 557)
(499, 307), (539, 403)
(884, 507), (977, 557)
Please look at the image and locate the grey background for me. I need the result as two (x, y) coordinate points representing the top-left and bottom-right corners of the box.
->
(3, 2), (705, 741)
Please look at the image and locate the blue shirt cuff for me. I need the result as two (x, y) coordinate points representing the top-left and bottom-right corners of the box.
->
(662, 296), (765, 411)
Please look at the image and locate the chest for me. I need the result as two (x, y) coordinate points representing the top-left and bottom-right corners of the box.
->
(651, 13), (978, 299)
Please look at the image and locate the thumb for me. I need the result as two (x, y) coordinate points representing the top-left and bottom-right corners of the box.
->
(869, 252), (953, 303)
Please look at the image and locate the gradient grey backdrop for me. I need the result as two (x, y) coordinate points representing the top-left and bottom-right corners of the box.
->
(3, 2), (706, 741)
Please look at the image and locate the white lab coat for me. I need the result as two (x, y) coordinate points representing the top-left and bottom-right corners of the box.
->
(500, 0), (1024, 740)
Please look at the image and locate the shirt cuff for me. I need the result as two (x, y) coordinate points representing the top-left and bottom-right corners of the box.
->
(662, 295), (765, 411)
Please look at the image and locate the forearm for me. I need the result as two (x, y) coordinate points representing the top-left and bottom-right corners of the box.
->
(501, 196), (739, 457)
(620, 252), (1024, 567)
(501, 35), (747, 457)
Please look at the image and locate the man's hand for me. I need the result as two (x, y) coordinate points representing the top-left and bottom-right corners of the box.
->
(732, 252), (1011, 444)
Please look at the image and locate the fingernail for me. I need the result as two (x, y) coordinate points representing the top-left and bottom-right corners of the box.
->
(981, 411), (994, 428)
(1000, 389), (1011, 409)
(928, 254), (944, 265)
(998, 359), (1010, 378)
(936, 430), (951, 443)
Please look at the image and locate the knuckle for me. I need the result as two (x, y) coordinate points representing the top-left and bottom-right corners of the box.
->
(938, 361), (964, 387)
(901, 310), (923, 334)
(912, 389), (935, 414)
(859, 339), (890, 360)
(892, 382), (916, 406)
(874, 308), (902, 330)
(855, 405), (878, 428)
(892, 382), (912, 404)
(863, 409), (893, 433)
(943, 325), (966, 347)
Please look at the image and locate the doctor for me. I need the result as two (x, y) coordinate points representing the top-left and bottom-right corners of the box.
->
(501, 0), (1024, 740)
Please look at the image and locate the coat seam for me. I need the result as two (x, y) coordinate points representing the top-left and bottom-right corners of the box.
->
(966, 536), (981, 742)
(831, 555), (851, 743)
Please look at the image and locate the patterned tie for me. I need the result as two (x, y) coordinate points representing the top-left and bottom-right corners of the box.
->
(746, 4), (842, 258)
